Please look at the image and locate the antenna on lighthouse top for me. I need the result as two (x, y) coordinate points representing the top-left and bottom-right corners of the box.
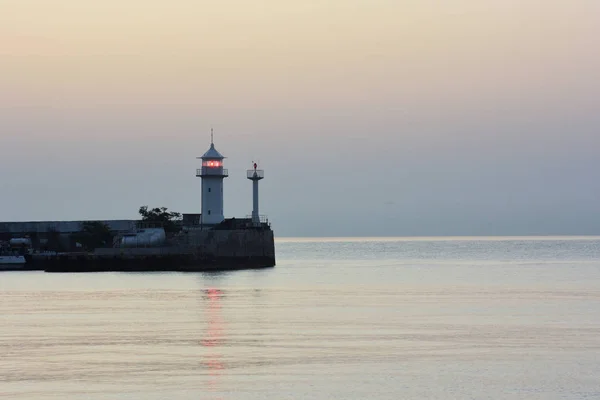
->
(210, 127), (214, 144)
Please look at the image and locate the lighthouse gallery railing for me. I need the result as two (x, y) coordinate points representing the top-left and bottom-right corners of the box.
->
(196, 167), (228, 177)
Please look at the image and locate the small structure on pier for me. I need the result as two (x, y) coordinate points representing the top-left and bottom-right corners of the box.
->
(247, 162), (265, 227)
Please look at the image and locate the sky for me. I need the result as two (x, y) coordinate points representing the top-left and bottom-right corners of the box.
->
(1, 0), (599, 237)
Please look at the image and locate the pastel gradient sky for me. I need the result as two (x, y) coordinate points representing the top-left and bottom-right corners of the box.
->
(1, 1), (599, 236)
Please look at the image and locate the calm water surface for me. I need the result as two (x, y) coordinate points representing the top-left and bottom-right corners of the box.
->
(1, 237), (600, 399)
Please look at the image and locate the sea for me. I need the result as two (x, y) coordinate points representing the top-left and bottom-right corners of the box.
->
(1, 236), (600, 400)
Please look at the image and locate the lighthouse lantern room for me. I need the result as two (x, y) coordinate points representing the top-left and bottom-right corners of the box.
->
(196, 131), (228, 226)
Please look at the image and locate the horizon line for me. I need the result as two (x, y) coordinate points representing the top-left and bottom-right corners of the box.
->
(275, 235), (600, 242)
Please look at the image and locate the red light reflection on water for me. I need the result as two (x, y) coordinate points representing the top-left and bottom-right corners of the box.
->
(202, 289), (224, 348)
(202, 288), (225, 395)
(207, 288), (222, 300)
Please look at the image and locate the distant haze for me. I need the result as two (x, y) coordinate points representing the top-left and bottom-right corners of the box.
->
(1, 1), (599, 236)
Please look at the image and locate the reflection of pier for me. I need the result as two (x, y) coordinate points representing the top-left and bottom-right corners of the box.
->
(202, 288), (225, 394)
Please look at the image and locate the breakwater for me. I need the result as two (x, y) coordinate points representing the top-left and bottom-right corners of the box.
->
(41, 229), (276, 272)
(1, 221), (276, 273)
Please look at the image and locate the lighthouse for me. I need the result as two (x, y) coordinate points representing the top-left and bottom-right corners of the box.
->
(247, 162), (264, 226)
(196, 131), (228, 226)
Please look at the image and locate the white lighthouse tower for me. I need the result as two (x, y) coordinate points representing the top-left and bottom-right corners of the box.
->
(196, 130), (228, 226)
(247, 162), (264, 226)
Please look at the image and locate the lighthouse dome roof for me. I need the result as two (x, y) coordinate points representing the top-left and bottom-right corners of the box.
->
(200, 143), (225, 160)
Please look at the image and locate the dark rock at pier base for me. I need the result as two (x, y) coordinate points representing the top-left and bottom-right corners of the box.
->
(40, 255), (275, 273)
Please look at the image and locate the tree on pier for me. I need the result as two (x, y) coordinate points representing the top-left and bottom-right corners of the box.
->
(138, 206), (182, 233)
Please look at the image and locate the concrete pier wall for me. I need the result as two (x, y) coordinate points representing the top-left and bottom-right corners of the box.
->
(35, 229), (276, 272)
(181, 229), (276, 259)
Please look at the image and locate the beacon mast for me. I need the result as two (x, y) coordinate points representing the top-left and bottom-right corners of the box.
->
(247, 162), (264, 226)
